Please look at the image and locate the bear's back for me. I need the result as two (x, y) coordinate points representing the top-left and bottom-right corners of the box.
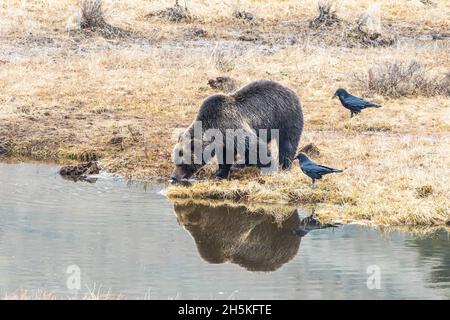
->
(196, 80), (302, 131)
(232, 80), (297, 102)
(196, 94), (233, 121)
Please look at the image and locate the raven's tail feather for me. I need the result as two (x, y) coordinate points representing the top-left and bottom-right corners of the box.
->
(320, 165), (344, 173)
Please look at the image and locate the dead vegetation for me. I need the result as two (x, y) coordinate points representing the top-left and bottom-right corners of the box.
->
(211, 50), (237, 73)
(0, 145), (8, 156)
(233, 10), (255, 22)
(78, 0), (133, 38)
(355, 61), (450, 98)
(415, 185), (434, 198)
(420, 0), (437, 6)
(309, 2), (394, 47)
(187, 26), (207, 38)
(80, 0), (105, 30)
(309, 2), (341, 29)
(145, 0), (194, 23)
(348, 12), (394, 47)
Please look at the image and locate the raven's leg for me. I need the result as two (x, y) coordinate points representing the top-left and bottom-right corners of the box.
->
(311, 178), (316, 188)
(350, 111), (354, 118)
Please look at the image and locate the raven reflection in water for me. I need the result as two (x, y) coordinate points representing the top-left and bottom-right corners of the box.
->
(333, 88), (381, 118)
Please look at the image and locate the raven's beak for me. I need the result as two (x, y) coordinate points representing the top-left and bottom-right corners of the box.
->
(169, 175), (178, 184)
(332, 93), (337, 99)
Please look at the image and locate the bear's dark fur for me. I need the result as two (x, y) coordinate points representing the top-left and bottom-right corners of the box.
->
(171, 80), (303, 180)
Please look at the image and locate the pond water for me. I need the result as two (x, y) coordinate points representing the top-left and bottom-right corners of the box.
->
(0, 163), (448, 299)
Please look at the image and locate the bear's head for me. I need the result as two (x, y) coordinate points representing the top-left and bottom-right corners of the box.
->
(171, 128), (204, 181)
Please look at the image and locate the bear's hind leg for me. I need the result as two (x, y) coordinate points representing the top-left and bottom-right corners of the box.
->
(255, 140), (273, 169)
(279, 139), (295, 170)
(214, 164), (231, 180)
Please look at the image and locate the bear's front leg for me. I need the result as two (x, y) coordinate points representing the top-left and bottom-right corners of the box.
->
(214, 164), (231, 180)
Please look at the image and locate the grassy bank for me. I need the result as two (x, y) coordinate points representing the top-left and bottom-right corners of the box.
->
(167, 131), (449, 227)
(0, 0), (449, 227)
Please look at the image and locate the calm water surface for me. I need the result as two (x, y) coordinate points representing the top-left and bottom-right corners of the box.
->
(0, 163), (448, 299)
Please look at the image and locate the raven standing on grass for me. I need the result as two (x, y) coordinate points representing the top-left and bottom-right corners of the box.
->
(296, 153), (343, 185)
(333, 88), (381, 118)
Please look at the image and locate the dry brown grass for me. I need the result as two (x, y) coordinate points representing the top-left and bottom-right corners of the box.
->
(0, 0), (449, 227)
(75, 0), (134, 38)
(309, 1), (341, 29)
(168, 132), (449, 227)
(80, 0), (105, 29)
(3, 285), (127, 300)
(145, 1), (194, 23)
(355, 61), (450, 98)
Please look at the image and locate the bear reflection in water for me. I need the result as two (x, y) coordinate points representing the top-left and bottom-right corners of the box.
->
(173, 203), (336, 272)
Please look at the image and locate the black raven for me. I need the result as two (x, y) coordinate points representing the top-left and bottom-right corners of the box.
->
(333, 88), (381, 118)
(296, 153), (343, 185)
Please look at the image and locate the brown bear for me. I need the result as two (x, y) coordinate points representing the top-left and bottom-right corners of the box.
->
(171, 80), (303, 181)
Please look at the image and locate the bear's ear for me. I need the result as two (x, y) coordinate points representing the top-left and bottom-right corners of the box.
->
(177, 131), (186, 142)
(171, 127), (187, 145)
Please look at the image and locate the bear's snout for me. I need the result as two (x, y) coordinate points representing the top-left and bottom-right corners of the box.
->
(170, 164), (196, 182)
